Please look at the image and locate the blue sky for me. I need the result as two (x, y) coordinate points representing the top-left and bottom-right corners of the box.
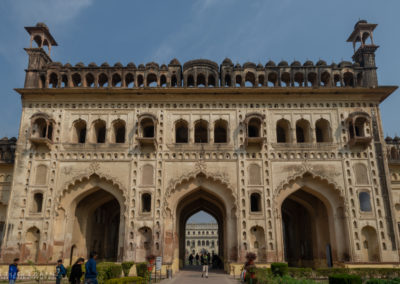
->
(187, 211), (216, 224)
(0, 0), (399, 137)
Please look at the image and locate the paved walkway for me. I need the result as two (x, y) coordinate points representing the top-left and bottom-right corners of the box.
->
(160, 267), (239, 284)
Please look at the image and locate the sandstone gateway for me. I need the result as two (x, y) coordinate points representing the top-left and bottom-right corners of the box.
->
(0, 20), (399, 272)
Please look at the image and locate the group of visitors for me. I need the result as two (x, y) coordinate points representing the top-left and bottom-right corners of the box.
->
(187, 252), (223, 278)
(8, 252), (99, 284)
(188, 252), (212, 266)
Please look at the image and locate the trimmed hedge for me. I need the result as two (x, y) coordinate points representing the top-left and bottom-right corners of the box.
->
(105, 276), (144, 284)
(329, 274), (362, 284)
(121, 262), (135, 277)
(271, 262), (288, 277)
(366, 279), (400, 284)
(135, 262), (149, 279)
(97, 262), (123, 283)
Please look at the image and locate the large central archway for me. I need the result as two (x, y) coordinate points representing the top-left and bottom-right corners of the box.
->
(177, 189), (225, 268)
(162, 172), (238, 271)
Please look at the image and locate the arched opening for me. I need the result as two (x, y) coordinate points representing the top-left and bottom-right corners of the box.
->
(49, 73), (58, 88)
(187, 75), (194, 87)
(171, 75), (178, 87)
(321, 71), (330, 87)
(294, 72), (304, 87)
(32, 193), (43, 213)
(85, 73), (95, 87)
(137, 75), (144, 87)
(214, 120), (228, 143)
(194, 120), (208, 143)
(258, 75), (265, 87)
(267, 72), (277, 87)
(281, 72), (290, 87)
(160, 75), (167, 87)
(359, 192), (372, 212)
(208, 74), (216, 87)
(197, 74), (206, 87)
(72, 120), (87, 143)
(61, 74), (68, 88)
(175, 120), (189, 143)
(307, 72), (317, 87)
(296, 119), (311, 143)
(92, 120), (106, 143)
(141, 193), (152, 213)
(185, 211), (220, 267)
(333, 74), (341, 87)
(73, 189), (120, 261)
(112, 120), (126, 143)
(25, 227), (40, 262)
(315, 119), (331, 143)
(249, 226), (266, 261)
(98, 73), (108, 87)
(282, 189), (331, 267)
(112, 73), (122, 87)
(72, 73), (82, 87)
(147, 73), (158, 87)
(343, 72), (354, 87)
(361, 226), (380, 262)
(245, 72), (255, 87)
(32, 118), (47, 138)
(355, 117), (367, 137)
(140, 118), (155, 138)
(235, 75), (242, 87)
(177, 189), (227, 270)
(224, 74), (231, 87)
(357, 73), (363, 87)
(125, 73), (134, 88)
(276, 119), (291, 143)
(138, 227), (153, 260)
(248, 118), (261, 138)
(250, 193), (261, 212)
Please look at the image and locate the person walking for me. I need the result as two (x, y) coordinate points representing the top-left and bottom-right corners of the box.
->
(85, 252), (98, 284)
(201, 253), (208, 278)
(56, 259), (67, 284)
(8, 258), (19, 284)
(69, 258), (84, 284)
(188, 254), (194, 265)
(195, 253), (199, 266)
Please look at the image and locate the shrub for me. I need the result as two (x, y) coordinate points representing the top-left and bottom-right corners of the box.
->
(271, 263), (288, 277)
(329, 274), (362, 284)
(287, 267), (313, 279)
(136, 262), (148, 279)
(121, 262), (135, 277)
(105, 276), (144, 284)
(97, 262), (123, 283)
(366, 279), (400, 284)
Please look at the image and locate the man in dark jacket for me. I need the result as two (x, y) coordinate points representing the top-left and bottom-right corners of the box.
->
(8, 258), (19, 284)
(56, 259), (67, 284)
(85, 252), (98, 284)
(69, 258), (84, 284)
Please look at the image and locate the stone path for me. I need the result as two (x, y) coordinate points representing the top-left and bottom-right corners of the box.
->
(160, 267), (239, 284)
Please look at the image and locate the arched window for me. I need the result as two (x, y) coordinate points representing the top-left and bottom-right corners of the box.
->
(187, 240), (190, 246)
(248, 118), (261, 138)
(71, 73), (81, 87)
(359, 192), (372, 212)
(112, 120), (126, 143)
(49, 73), (58, 88)
(214, 120), (228, 143)
(194, 120), (208, 143)
(355, 117), (367, 137)
(142, 193), (151, 213)
(61, 74), (68, 88)
(147, 73), (157, 87)
(175, 120), (188, 143)
(245, 72), (255, 87)
(208, 74), (216, 87)
(198, 240), (201, 246)
(137, 75), (144, 87)
(187, 75), (194, 87)
(343, 72), (354, 87)
(85, 73), (95, 87)
(276, 119), (291, 143)
(250, 193), (261, 212)
(32, 118), (47, 138)
(294, 72), (304, 87)
(307, 72), (317, 87)
(202, 240), (205, 246)
(315, 118), (331, 142)
(125, 73), (134, 87)
(321, 71), (330, 86)
(93, 120), (106, 143)
(206, 240), (209, 246)
(32, 193), (43, 213)
(112, 73), (122, 87)
(267, 72), (277, 87)
(224, 74), (231, 87)
(197, 74), (206, 87)
(296, 119), (311, 143)
(354, 163), (369, 185)
(160, 75), (167, 87)
(235, 75), (242, 87)
(98, 73), (108, 87)
(141, 118), (155, 138)
(73, 120), (86, 143)
(281, 72), (290, 87)
(171, 75), (177, 87)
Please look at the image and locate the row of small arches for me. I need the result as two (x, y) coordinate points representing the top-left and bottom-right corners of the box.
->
(43, 70), (362, 88)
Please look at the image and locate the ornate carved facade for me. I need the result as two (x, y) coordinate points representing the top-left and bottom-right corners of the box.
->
(0, 20), (399, 270)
